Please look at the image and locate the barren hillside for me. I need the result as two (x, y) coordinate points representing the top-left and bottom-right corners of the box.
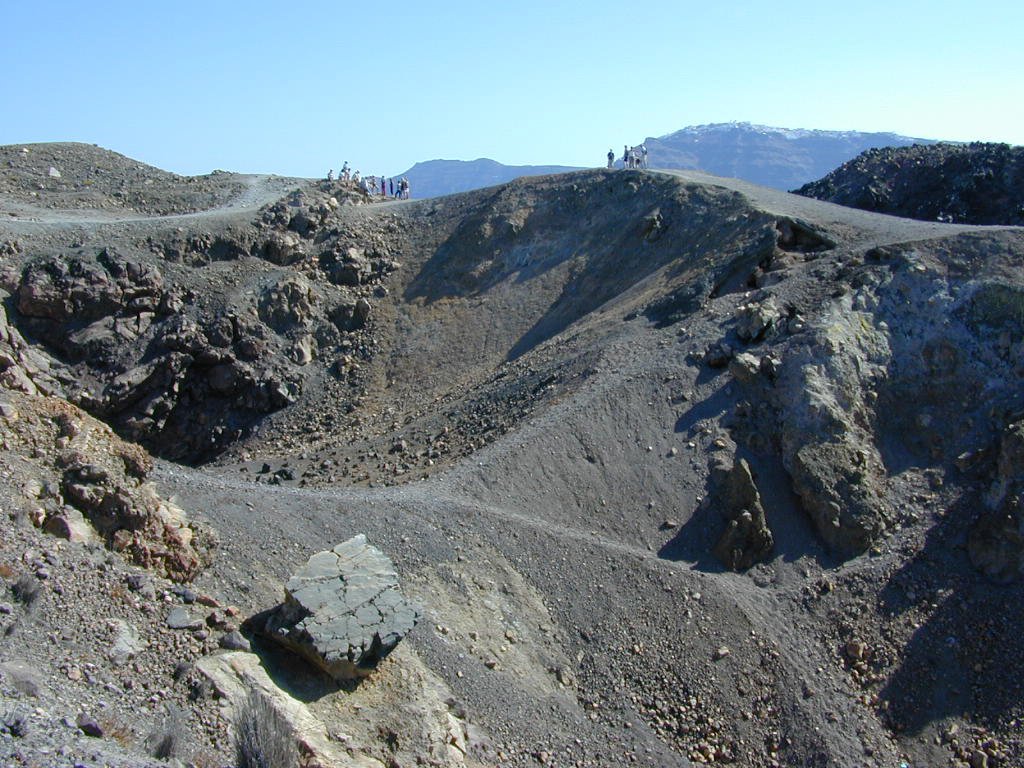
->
(1, 143), (1022, 768)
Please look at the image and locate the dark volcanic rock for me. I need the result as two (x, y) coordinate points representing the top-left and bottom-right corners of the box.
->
(794, 142), (1024, 225)
(258, 275), (316, 331)
(259, 535), (419, 681)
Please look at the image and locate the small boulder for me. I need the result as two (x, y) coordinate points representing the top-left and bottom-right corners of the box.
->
(352, 298), (372, 328)
(166, 607), (203, 630)
(289, 336), (316, 366)
(263, 231), (305, 266)
(735, 297), (783, 342)
(219, 630), (251, 651)
(76, 712), (103, 737)
(42, 507), (99, 544)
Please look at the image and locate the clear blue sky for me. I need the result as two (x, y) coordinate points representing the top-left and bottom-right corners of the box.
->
(4, 0), (1022, 177)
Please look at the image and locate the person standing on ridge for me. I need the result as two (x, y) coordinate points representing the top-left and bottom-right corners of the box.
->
(607, 149), (614, 169)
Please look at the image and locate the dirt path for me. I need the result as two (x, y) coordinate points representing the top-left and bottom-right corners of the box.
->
(0, 173), (305, 231)
(656, 168), (1013, 245)
(4, 164), (1010, 246)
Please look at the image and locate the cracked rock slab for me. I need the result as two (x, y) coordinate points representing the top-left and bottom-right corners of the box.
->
(261, 534), (420, 681)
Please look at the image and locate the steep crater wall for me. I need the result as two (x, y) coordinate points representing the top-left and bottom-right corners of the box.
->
(392, 170), (780, 398)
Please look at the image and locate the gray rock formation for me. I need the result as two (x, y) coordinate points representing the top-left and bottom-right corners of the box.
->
(709, 457), (774, 570)
(261, 535), (419, 681)
(735, 297), (783, 343)
(768, 302), (891, 554)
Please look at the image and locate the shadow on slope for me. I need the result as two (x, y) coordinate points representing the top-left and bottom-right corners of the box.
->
(658, 443), (830, 570)
(876, 494), (1024, 738)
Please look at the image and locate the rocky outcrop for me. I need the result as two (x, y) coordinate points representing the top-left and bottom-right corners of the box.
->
(1, 374), (211, 582)
(722, 235), (1024, 561)
(259, 535), (420, 682)
(7, 253), (309, 462)
(16, 252), (166, 329)
(258, 276), (316, 332)
(795, 142), (1024, 225)
(2, 202), (400, 462)
(3, 293), (210, 579)
(726, 293), (892, 554)
(198, 652), (385, 768)
(0, 292), (68, 397)
(969, 420), (1024, 582)
(709, 456), (774, 570)
(262, 230), (305, 266)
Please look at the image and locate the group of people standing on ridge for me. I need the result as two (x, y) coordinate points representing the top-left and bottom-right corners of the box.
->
(326, 162), (410, 199)
(607, 144), (648, 170)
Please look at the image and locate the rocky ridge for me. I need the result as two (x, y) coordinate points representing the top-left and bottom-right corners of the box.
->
(0, 143), (248, 216)
(794, 142), (1024, 225)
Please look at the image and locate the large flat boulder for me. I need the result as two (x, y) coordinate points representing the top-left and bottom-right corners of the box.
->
(261, 535), (419, 681)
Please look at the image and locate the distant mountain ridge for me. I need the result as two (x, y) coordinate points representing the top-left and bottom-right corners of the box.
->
(399, 158), (581, 200)
(398, 123), (936, 198)
(644, 122), (934, 190)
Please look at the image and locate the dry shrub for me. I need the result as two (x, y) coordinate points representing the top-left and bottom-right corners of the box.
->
(233, 690), (298, 768)
(98, 716), (134, 747)
(109, 583), (130, 604)
(11, 573), (40, 606)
